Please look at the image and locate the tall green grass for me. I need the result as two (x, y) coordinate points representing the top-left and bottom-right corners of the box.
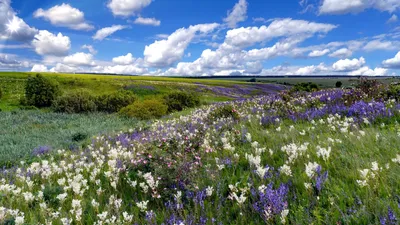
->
(0, 110), (141, 166)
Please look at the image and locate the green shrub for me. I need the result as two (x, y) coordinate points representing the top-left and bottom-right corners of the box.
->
(0, 87), (3, 100)
(25, 74), (60, 108)
(384, 84), (400, 101)
(52, 91), (97, 114)
(248, 78), (257, 83)
(119, 99), (168, 120)
(291, 82), (319, 92)
(163, 91), (201, 112)
(43, 185), (63, 208)
(95, 91), (137, 113)
(208, 105), (240, 122)
(72, 132), (88, 142)
(336, 81), (343, 88)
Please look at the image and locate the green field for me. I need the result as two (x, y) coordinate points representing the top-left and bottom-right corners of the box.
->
(0, 72), (258, 111)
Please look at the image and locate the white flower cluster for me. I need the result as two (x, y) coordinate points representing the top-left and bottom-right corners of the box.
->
(281, 143), (309, 163)
(228, 183), (249, 205)
(356, 162), (381, 187)
(316, 146), (332, 161)
(305, 162), (320, 178)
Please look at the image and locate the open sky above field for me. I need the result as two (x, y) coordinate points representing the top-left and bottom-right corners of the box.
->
(1, 0), (400, 76)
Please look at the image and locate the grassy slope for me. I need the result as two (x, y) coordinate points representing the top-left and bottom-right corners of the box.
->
(0, 72), (247, 110)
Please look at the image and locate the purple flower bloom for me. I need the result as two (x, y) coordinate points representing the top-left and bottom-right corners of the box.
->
(252, 183), (289, 221)
(32, 146), (51, 156)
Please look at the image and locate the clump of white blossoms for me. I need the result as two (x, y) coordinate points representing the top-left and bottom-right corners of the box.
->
(356, 162), (382, 187)
(136, 200), (149, 212)
(228, 183), (249, 205)
(206, 186), (214, 196)
(305, 162), (320, 178)
(316, 146), (332, 161)
(281, 209), (289, 224)
(392, 154), (400, 164)
(281, 143), (309, 163)
(280, 164), (292, 177)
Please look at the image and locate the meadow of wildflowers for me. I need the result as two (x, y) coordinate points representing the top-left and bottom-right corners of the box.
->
(0, 82), (400, 224)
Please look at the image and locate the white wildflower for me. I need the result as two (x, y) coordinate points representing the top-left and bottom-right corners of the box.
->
(305, 162), (320, 178)
(280, 164), (292, 177)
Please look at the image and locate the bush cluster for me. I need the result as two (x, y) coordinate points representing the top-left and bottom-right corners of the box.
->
(208, 104), (240, 122)
(52, 91), (97, 114)
(0, 87), (3, 100)
(53, 91), (137, 114)
(95, 91), (137, 113)
(383, 84), (400, 101)
(291, 82), (319, 93)
(119, 99), (168, 120)
(25, 74), (60, 108)
(163, 91), (201, 112)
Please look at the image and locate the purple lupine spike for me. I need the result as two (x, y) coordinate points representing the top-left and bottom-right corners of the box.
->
(388, 207), (397, 224)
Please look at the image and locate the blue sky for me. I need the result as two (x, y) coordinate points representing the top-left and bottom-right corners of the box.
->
(1, 0), (400, 76)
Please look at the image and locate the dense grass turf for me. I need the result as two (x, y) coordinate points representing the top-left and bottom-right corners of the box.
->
(0, 110), (141, 167)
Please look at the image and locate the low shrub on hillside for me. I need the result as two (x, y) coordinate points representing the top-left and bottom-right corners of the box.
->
(119, 99), (168, 120)
(25, 74), (60, 108)
(52, 91), (97, 114)
(383, 84), (400, 101)
(163, 91), (201, 112)
(95, 91), (137, 113)
(208, 104), (240, 122)
(336, 81), (343, 88)
(291, 82), (319, 93)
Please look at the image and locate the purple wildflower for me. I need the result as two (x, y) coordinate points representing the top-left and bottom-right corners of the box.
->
(32, 146), (51, 156)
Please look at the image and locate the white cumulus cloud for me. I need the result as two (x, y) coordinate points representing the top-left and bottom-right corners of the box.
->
(144, 23), (219, 67)
(112, 53), (135, 65)
(63, 52), (95, 66)
(108, 0), (152, 17)
(31, 64), (49, 72)
(295, 63), (329, 75)
(32, 30), (71, 56)
(34, 4), (94, 31)
(333, 57), (366, 71)
(382, 51), (400, 68)
(50, 63), (80, 73)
